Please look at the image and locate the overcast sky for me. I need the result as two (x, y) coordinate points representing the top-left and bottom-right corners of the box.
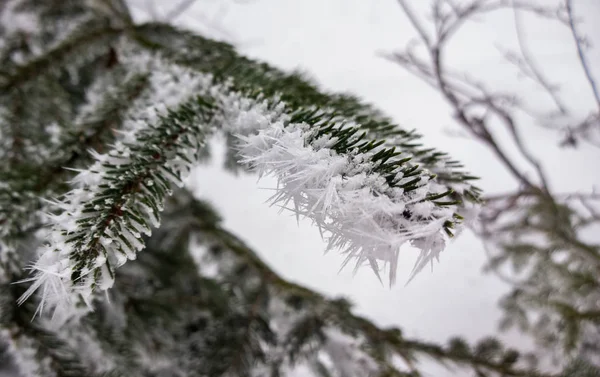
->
(128, 1), (600, 375)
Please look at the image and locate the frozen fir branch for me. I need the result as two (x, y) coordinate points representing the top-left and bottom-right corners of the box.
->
(0, 68), (149, 282)
(129, 25), (482, 284)
(132, 22), (483, 204)
(17, 42), (485, 318)
(236, 114), (463, 285)
(18, 89), (216, 323)
(12, 11), (482, 319)
(9, 47), (217, 319)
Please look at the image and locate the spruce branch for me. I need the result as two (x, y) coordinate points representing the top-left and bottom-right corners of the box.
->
(18, 92), (216, 322)
(130, 24), (482, 285)
(2, 0), (597, 375)
(3, 7), (490, 371)
(132, 22), (483, 204)
(14, 42), (485, 316)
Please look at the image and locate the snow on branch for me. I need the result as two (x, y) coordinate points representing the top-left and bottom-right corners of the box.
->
(18, 51), (217, 323)
(133, 23), (482, 202)
(19, 44), (480, 322)
(228, 98), (479, 285)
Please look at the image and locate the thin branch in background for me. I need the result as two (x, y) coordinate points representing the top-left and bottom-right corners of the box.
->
(433, 0), (561, 44)
(193, 4), (239, 42)
(485, 190), (600, 203)
(161, 0), (243, 44)
(100, 0), (134, 25)
(562, 113), (600, 148)
(577, 198), (600, 225)
(510, 1), (569, 115)
(380, 48), (488, 102)
(391, 0), (600, 358)
(394, 0), (543, 191)
(482, 243), (527, 286)
(442, 126), (472, 139)
(396, 0), (432, 47)
(565, 0), (600, 113)
(484, 97), (552, 192)
(165, 0), (199, 21)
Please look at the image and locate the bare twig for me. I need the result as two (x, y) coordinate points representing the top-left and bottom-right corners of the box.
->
(566, 0), (600, 113)
(396, 0), (432, 47)
(391, 0), (600, 355)
(395, 0), (541, 190)
(510, 1), (569, 115)
(381, 48), (484, 101)
(478, 97), (551, 191)
(485, 190), (600, 203)
(165, 0), (199, 21)
(433, 0), (561, 44)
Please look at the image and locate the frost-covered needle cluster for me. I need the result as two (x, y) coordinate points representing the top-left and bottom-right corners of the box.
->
(17, 50), (214, 323)
(232, 104), (476, 285)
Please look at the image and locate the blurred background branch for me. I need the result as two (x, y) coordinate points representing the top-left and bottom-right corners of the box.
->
(389, 0), (600, 367)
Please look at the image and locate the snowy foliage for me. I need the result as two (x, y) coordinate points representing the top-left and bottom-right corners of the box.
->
(17, 48), (215, 323)
(235, 107), (470, 285)
(0, 4), (488, 374)
(13, 37), (482, 321)
(3, 1), (599, 376)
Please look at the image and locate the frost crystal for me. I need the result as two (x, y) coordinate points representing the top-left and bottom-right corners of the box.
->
(232, 100), (472, 285)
